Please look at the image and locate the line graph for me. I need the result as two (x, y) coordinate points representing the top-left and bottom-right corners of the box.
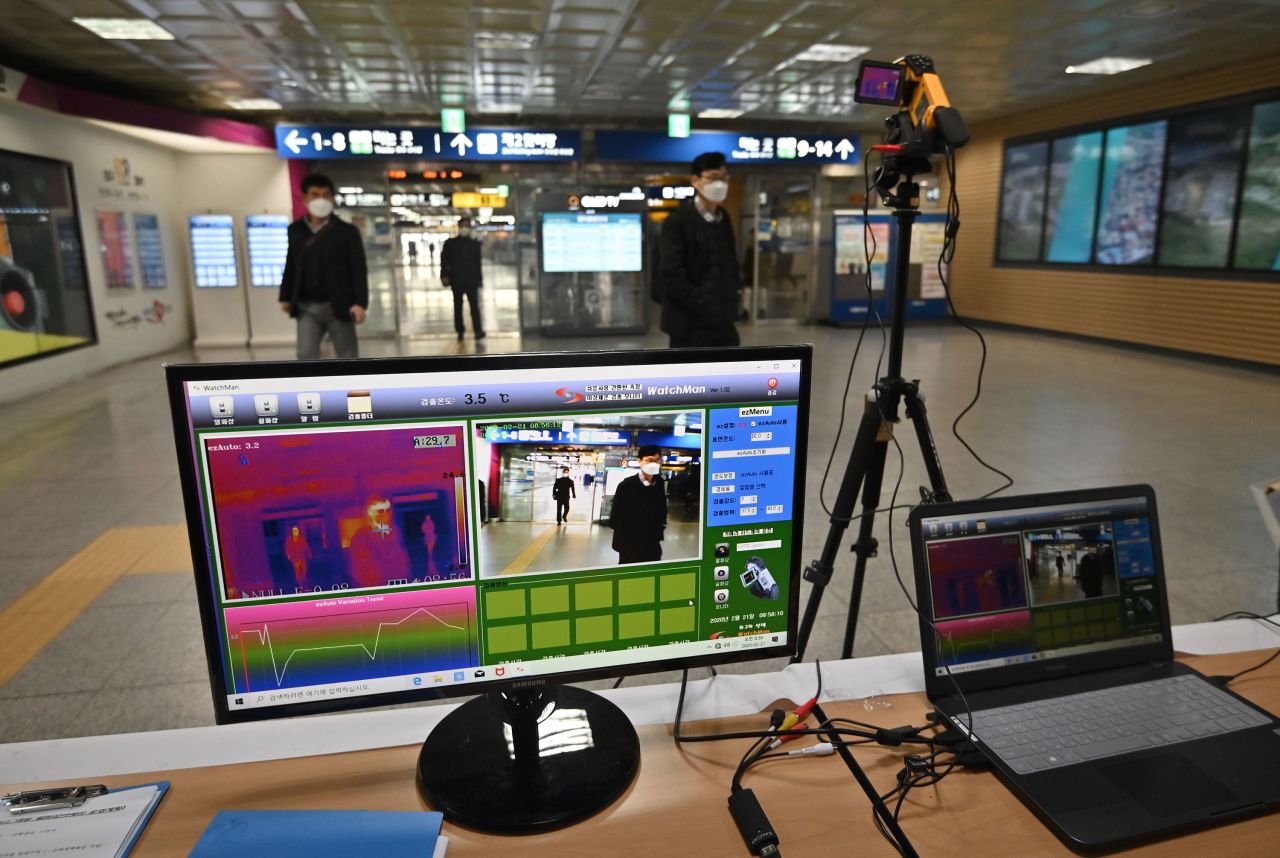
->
(223, 588), (478, 693)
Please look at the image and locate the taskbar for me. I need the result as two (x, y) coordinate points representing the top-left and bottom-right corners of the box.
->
(935, 632), (1164, 677)
(227, 630), (787, 710)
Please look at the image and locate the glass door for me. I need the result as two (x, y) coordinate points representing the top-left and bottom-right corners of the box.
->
(334, 207), (399, 337)
(745, 176), (815, 323)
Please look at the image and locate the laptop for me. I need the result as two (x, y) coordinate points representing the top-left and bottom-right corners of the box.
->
(908, 485), (1280, 851)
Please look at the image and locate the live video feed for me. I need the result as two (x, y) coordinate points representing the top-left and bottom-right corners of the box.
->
(473, 410), (704, 577)
(202, 424), (471, 600)
(1024, 522), (1119, 605)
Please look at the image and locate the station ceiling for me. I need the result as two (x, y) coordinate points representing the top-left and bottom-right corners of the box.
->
(2, 0), (1278, 130)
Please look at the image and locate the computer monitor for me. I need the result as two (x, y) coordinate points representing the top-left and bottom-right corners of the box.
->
(166, 346), (811, 832)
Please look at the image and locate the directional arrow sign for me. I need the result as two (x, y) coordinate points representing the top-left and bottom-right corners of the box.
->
(835, 138), (855, 160)
(450, 133), (473, 155)
(284, 129), (306, 155)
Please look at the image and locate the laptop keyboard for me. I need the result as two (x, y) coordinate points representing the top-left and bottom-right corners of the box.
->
(960, 675), (1272, 775)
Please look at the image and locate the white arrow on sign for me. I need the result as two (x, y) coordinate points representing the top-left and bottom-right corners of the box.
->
(284, 129), (306, 155)
(835, 138), (855, 160)
(450, 133), (473, 155)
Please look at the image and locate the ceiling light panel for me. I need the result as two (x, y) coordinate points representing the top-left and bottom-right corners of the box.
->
(224, 97), (282, 110)
(72, 18), (175, 40)
(474, 31), (539, 50)
(792, 43), (871, 63)
(1065, 56), (1153, 74)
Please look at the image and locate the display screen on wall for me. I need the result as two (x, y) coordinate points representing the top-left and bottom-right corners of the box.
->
(133, 213), (167, 289)
(0, 148), (97, 368)
(246, 214), (289, 287)
(1234, 100), (1280, 271)
(997, 141), (1048, 261)
(97, 211), (134, 289)
(189, 214), (239, 288)
(1158, 108), (1248, 268)
(541, 212), (642, 273)
(1043, 132), (1102, 263)
(1095, 121), (1167, 265)
(996, 90), (1280, 276)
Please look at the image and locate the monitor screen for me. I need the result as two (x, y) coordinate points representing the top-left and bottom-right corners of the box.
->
(168, 347), (809, 722)
(855, 61), (904, 105)
(189, 214), (239, 288)
(1094, 121), (1167, 266)
(917, 494), (1164, 679)
(133, 213), (167, 289)
(246, 214), (289, 287)
(541, 212), (642, 273)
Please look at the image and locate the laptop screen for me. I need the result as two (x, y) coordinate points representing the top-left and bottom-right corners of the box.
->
(917, 493), (1164, 679)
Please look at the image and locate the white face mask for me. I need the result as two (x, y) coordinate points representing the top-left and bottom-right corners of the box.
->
(307, 197), (333, 219)
(700, 179), (729, 203)
(458, 226), (472, 237)
(640, 462), (661, 477)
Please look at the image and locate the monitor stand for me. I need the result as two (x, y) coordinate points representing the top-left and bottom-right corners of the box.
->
(417, 684), (640, 834)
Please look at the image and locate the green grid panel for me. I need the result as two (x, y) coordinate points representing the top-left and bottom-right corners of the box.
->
(477, 566), (702, 662)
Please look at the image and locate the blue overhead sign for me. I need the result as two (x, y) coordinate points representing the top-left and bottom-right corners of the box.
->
(274, 125), (581, 162)
(595, 130), (860, 165)
(484, 426), (632, 445)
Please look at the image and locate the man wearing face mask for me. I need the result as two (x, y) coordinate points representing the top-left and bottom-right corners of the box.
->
(608, 445), (667, 565)
(656, 151), (740, 348)
(439, 217), (485, 340)
(279, 173), (369, 359)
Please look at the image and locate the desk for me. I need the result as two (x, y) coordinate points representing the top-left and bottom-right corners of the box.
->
(4, 647), (1279, 856)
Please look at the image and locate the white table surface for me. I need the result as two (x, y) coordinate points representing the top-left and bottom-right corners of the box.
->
(3, 616), (1276, 785)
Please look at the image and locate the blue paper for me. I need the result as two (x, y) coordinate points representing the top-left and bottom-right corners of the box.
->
(189, 810), (442, 857)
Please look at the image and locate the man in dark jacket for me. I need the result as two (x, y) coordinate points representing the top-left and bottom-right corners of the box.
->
(440, 217), (485, 340)
(608, 445), (667, 565)
(657, 151), (740, 347)
(552, 466), (576, 525)
(278, 173), (368, 359)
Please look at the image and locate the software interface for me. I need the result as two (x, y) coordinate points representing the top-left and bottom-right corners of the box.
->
(919, 496), (1163, 676)
(178, 357), (803, 711)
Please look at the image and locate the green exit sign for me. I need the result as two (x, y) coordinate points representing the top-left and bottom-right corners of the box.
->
(668, 113), (690, 138)
(441, 108), (466, 134)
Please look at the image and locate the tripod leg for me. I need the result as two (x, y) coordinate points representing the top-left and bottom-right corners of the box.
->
(903, 386), (952, 502)
(842, 429), (891, 659)
(792, 394), (884, 663)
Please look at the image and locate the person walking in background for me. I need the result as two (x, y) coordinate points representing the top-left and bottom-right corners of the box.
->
(440, 217), (485, 340)
(656, 151), (741, 348)
(552, 466), (576, 524)
(279, 173), (368, 359)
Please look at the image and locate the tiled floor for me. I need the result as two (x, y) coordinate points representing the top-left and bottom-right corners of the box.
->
(1, 321), (1277, 742)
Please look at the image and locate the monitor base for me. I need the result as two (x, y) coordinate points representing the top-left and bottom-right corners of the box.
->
(417, 684), (640, 834)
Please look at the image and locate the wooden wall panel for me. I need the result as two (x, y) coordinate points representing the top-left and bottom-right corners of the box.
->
(951, 55), (1280, 366)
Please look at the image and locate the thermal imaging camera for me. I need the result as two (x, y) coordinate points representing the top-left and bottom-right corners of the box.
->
(853, 55), (969, 151)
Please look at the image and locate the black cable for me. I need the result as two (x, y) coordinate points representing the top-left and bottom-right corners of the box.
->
(1205, 611), (1280, 686)
(818, 151), (887, 523)
(1211, 610), (1280, 630)
(1216, 648), (1280, 686)
(936, 146), (1014, 499)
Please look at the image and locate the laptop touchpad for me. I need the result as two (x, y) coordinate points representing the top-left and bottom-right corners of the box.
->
(1099, 753), (1239, 818)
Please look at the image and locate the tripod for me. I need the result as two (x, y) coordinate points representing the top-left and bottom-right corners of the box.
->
(793, 157), (952, 663)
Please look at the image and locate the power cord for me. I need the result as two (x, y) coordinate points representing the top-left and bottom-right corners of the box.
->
(818, 150), (888, 524)
(1205, 610), (1280, 688)
(671, 660), (948, 856)
(937, 145), (1015, 500)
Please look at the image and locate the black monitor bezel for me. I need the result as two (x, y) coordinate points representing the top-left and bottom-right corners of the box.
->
(166, 345), (812, 724)
(909, 484), (1172, 702)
